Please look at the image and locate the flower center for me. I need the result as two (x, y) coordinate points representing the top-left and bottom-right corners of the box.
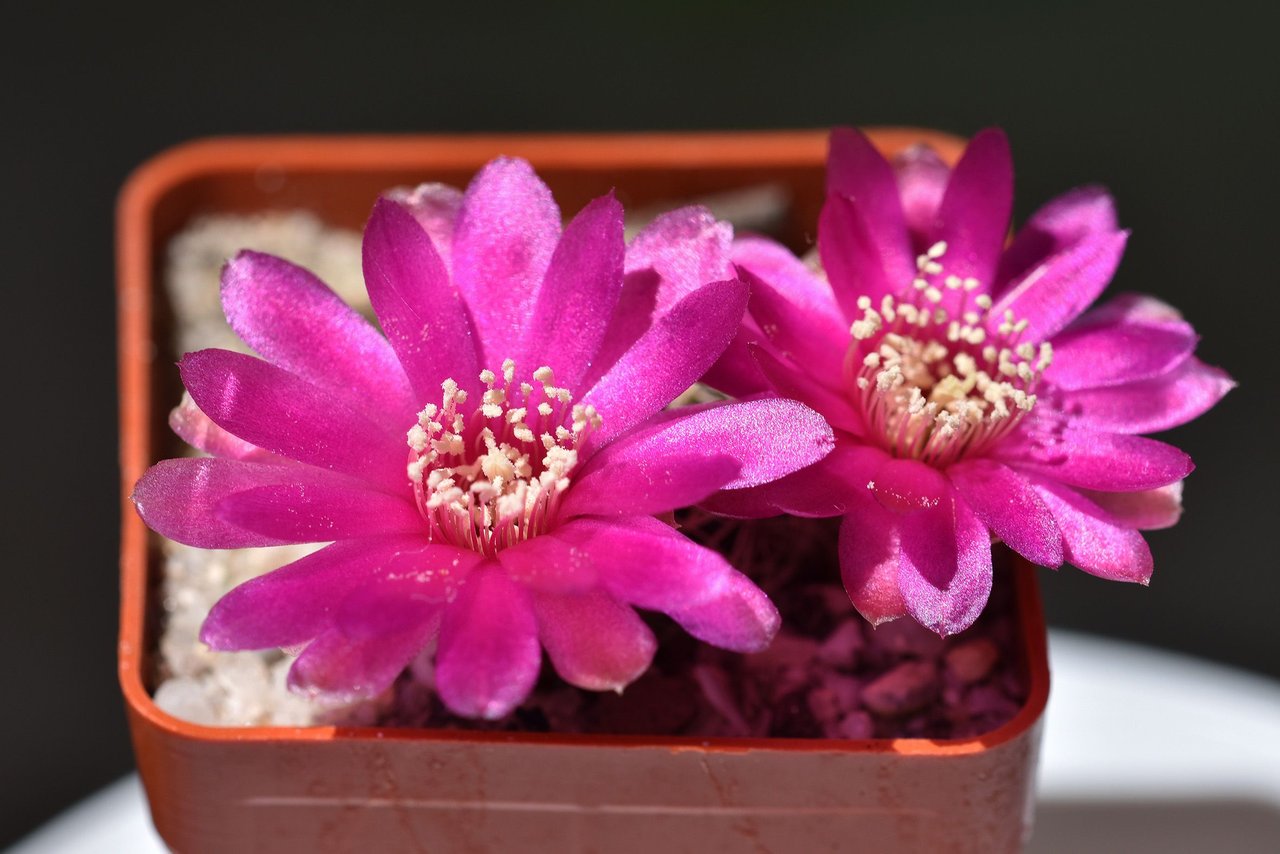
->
(844, 242), (1052, 467)
(405, 360), (602, 556)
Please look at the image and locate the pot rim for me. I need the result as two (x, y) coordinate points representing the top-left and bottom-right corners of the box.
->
(117, 129), (1050, 757)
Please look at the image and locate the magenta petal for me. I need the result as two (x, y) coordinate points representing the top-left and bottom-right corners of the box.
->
(520, 194), (625, 390)
(732, 235), (840, 317)
(931, 128), (1013, 287)
(496, 531), (599, 595)
(1046, 317), (1197, 391)
(839, 499), (906, 625)
(750, 344), (864, 436)
(741, 267), (849, 380)
(334, 568), (452, 640)
(362, 197), (482, 400)
(668, 569), (780, 653)
(625, 205), (735, 313)
(897, 493), (993, 636)
(533, 589), (656, 691)
(134, 458), (348, 549)
(996, 186), (1119, 294)
(576, 397), (833, 496)
(553, 516), (734, 613)
(1061, 357), (1235, 433)
(202, 537), (425, 650)
(583, 278), (748, 446)
(288, 618), (436, 701)
(1007, 427), (1193, 492)
(169, 392), (278, 462)
(221, 251), (414, 429)
(948, 459), (1063, 567)
(1080, 482), (1183, 531)
(435, 566), (541, 719)
(826, 127), (914, 285)
(1031, 480), (1153, 583)
(180, 349), (404, 491)
(892, 144), (950, 240)
(383, 182), (463, 272)
(587, 268), (662, 389)
(869, 456), (949, 515)
(215, 482), (423, 542)
(706, 442), (883, 519)
(562, 451), (740, 520)
(703, 330), (772, 398)
(988, 229), (1129, 342)
(819, 194), (903, 317)
(451, 158), (561, 365)
(1079, 292), (1183, 326)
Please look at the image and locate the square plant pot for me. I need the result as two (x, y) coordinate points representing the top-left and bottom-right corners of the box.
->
(118, 130), (1050, 853)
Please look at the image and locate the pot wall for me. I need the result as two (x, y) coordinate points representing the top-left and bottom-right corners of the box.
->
(118, 130), (1049, 854)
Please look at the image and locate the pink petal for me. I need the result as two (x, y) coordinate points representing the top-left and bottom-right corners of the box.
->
(1061, 357), (1235, 433)
(996, 186), (1119, 294)
(519, 194), (625, 390)
(533, 588), (656, 691)
(335, 555), (466, 639)
(169, 392), (279, 461)
(288, 618), (437, 702)
(750, 344), (864, 436)
(215, 482), (423, 542)
(930, 128), (1013, 288)
(988, 229), (1129, 342)
(383, 182), (463, 272)
(667, 569), (780, 653)
(948, 459), (1063, 567)
(731, 235), (840, 317)
(496, 530), (599, 595)
(583, 278), (748, 446)
(1031, 480), (1153, 583)
(896, 492), (993, 636)
(839, 498), (906, 625)
(702, 329), (771, 398)
(561, 450), (740, 520)
(739, 267), (848, 381)
(587, 268), (662, 389)
(705, 441), (883, 519)
(435, 566), (541, 719)
(362, 197), (482, 401)
(134, 457), (349, 549)
(179, 348), (404, 491)
(826, 127), (914, 285)
(451, 158), (561, 366)
(1078, 292), (1183, 325)
(201, 536), (428, 650)
(574, 397), (834, 502)
(818, 194), (904, 318)
(625, 205), (734, 312)
(1005, 427), (1193, 492)
(220, 251), (414, 429)
(552, 515), (734, 613)
(1046, 317), (1197, 391)
(869, 456), (949, 514)
(892, 144), (950, 241)
(1079, 482), (1184, 531)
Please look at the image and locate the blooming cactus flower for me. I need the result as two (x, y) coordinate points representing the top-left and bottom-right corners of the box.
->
(708, 128), (1232, 635)
(133, 158), (833, 718)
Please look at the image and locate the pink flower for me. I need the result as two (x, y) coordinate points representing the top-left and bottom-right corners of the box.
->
(133, 158), (833, 718)
(708, 128), (1232, 635)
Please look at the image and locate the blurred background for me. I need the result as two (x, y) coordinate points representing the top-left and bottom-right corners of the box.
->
(2, 0), (1276, 847)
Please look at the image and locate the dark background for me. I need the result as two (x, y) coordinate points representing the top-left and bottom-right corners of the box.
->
(2, 1), (1276, 847)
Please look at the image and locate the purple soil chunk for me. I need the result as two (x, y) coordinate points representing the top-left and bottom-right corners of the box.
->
(945, 638), (1000, 685)
(862, 661), (940, 717)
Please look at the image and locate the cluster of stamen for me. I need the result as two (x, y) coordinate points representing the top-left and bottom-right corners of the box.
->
(406, 360), (602, 556)
(846, 242), (1052, 467)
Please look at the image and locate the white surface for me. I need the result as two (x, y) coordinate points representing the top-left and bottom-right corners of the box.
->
(10, 630), (1280, 853)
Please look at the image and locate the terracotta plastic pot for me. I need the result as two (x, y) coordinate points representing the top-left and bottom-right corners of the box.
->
(118, 130), (1050, 853)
